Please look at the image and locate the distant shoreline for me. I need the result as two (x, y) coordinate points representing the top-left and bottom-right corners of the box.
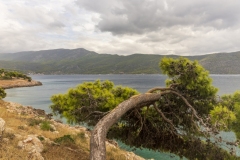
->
(0, 79), (42, 89)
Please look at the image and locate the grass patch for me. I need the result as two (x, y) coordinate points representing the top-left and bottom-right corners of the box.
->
(18, 126), (24, 130)
(40, 121), (54, 131)
(37, 136), (45, 141)
(4, 132), (15, 140)
(77, 132), (86, 142)
(28, 118), (43, 126)
(54, 135), (75, 144)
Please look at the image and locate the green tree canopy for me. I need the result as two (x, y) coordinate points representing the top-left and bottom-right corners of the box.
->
(50, 57), (237, 160)
(215, 91), (240, 139)
(50, 80), (139, 125)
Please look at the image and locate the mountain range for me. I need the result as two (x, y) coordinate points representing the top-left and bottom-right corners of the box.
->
(0, 48), (240, 74)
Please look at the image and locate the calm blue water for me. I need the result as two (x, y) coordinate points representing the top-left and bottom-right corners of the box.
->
(4, 74), (240, 160)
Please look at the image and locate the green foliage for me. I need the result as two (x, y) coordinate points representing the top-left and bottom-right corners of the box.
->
(37, 136), (45, 141)
(54, 135), (75, 144)
(40, 121), (54, 131)
(210, 105), (236, 130)
(218, 91), (240, 139)
(50, 58), (235, 159)
(0, 88), (6, 99)
(2, 49), (240, 74)
(0, 68), (32, 81)
(160, 57), (218, 114)
(50, 80), (139, 125)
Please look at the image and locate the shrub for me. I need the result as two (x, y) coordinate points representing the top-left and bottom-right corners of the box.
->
(0, 88), (6, 99)
(54, 135), (75, 144)
(28, 118), (43, 126)
(40, 121), (54, 131)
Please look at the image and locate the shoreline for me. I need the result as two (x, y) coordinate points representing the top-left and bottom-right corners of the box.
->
(0, 79), (42, 89)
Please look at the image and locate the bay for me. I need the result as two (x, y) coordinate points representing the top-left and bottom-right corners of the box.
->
(4, 74), (240, 160)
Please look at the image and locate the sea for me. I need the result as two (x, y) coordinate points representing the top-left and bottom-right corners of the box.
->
(4, 74), (240, 160)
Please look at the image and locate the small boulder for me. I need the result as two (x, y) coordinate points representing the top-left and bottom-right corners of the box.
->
(0, 118), (5, 135)
(18, 135), (44, 160)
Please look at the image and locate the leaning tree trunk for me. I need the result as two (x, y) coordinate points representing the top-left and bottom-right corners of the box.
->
(90, 92), (168, 160)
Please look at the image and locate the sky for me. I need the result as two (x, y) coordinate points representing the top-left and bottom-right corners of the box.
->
(1, 0), (240, 55)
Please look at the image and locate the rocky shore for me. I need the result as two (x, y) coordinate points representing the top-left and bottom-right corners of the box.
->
(0, 100), (144, 160)
(0, 79), (42, 89)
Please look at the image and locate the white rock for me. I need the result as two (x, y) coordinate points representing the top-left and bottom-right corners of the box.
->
(24, 137), (33, 143)
(18, 141), (24, 148)
(0, 118), (5, 135)
(29, 150), (44, 160)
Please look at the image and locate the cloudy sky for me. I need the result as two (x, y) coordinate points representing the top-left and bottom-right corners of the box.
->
(1, 0), (240, 55)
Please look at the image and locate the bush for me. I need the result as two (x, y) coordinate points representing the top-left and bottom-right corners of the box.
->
(28, 118), (43, 126)
(54, 135), (75, 144)
(40, 121), (54, 131)
(0, 88), (6, 99)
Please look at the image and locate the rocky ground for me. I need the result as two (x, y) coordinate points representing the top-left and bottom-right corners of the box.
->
(0, 79), (42, 89)
(0, 100), (144, 160)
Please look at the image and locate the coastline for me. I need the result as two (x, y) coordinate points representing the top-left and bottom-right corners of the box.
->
(0, 79), (42, 89)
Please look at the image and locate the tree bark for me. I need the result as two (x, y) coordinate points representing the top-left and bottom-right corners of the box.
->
(90, 92), (169, 160)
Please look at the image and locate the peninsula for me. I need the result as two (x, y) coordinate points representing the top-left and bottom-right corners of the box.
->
(0, 79), (42, 89)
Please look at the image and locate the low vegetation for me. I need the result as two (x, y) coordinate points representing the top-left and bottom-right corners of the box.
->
(0, 69), (32, 81)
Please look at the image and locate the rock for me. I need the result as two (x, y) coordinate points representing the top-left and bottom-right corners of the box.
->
(17, 141), (24, 148)
(28, 150), (44, 160)
(3, 138), (9, 143)
(50, 124), (56, 131)
(18, 135), (44, 160)
(0, 118), (5, 135)
(23, 137), (33, 143)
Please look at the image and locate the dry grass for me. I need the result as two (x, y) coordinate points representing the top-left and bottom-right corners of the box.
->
(0, 100), (139, 160)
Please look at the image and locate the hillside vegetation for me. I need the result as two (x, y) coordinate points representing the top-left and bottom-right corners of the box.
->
(0, 48), (240, 74)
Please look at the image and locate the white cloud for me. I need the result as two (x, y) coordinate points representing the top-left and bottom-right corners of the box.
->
(0, 0), (240, 55)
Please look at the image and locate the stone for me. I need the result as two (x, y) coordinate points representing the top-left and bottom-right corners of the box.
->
(28, 150), (44, 160)
(23, 137), (33, 143)
(18, 135), (44, 160)
(49, 124), (56, 131)
(0, 118), (5, 135)
(17, 141), (24, 148)
(3, 138), (9, 143)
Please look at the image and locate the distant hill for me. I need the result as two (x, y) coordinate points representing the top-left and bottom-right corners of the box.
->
(0, 48), (240, 74)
